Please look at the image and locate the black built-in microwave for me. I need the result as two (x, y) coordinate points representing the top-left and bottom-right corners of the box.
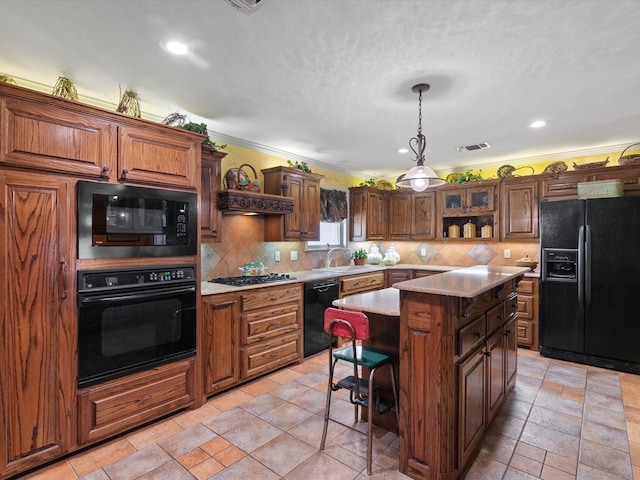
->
(77, 181), (197, 259)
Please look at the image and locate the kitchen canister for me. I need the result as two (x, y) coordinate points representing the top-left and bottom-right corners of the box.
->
(448, 224), (460, 238)
(481, 224), (493, 238)
(388, 244), (401, 264)
(382, 251), (397, 266)
(368, 245), (382, 265)
(463, 221), (476, 238)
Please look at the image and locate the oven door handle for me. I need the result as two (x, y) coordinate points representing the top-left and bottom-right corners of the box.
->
(79, 285), (196, 305)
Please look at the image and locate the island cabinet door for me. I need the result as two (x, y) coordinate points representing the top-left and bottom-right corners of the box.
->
(458, 347), (487, 469)
(485, 328), (505, 424)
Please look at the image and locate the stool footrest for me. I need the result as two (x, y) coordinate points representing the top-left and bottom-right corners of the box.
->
(336, 375), (373, 396)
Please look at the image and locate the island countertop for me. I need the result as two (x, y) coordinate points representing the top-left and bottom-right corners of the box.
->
(332, 287), (400, 316)
(394, 264), (529, 298)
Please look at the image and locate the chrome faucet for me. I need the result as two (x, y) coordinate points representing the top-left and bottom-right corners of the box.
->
(325, 247), (350, 268)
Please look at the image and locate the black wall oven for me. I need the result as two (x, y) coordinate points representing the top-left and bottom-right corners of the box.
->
(77, 264), (197, 388)
(77, 181), (197, 259)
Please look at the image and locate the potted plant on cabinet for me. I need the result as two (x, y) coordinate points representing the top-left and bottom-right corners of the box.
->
(351, 248), (368, 266)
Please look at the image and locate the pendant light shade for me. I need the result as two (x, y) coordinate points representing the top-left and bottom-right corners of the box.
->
(396, 84), (445, 191)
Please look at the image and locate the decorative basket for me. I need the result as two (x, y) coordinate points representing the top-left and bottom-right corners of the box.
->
(573, 158), (609, 170)
(619, 143), (640, 166)
(224, 164), (260, 192)
(543, 161), (568, 174)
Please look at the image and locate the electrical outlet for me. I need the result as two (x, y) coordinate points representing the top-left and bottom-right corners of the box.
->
(275, 251), (280, 261)
(504, 249), (511, 259)
(420, 248), (427, 257)
(290, 250), (298, 261)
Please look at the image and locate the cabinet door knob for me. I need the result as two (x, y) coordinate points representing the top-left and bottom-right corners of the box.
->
(100, 166), (110, 177)
(121, 168), (129, 180)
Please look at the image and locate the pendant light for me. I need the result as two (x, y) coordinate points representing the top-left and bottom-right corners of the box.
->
(396, 84), (446, 192)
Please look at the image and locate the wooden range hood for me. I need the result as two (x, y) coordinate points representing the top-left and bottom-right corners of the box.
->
(217, 189), (294, 215)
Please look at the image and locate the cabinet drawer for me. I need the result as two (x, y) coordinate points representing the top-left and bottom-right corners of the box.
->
(517, 320), (534, 347)
(241, 285), (302, 311)
(516, 295), (533, 320)
(457, 315), (486, 358)
(516, 279), (535, 295)
(243, 303), (299, 344)
(241, 332), (300, 379)
(487, 303), (505, 335)
(341, 272), (384, 296)
(77, 359), (195, 444)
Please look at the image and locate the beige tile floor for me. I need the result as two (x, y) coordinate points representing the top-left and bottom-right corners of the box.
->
(15, 349), (640, 480)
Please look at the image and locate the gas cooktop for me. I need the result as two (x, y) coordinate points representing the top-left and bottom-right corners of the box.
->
(210, 273), (296, 286)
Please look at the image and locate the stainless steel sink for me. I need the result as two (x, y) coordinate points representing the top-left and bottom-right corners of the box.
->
(312, 265), (377, 273)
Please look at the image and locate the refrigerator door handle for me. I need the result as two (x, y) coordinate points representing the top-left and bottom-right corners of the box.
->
(585, 224), (592, 306)
(578, 225), (585, 306)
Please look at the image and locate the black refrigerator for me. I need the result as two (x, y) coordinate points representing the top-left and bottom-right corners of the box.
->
(539, 196), (640, 374)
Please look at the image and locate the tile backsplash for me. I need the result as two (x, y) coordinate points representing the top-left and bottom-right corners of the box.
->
(201, 215), (540, 280)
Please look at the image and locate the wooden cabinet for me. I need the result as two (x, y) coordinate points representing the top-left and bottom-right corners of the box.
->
(262, 166), (324, 241)
(202, 294), (240, 395)
(541, 164), (640, 200)
(516, 277), (539, 350)
(385, 269), (412, 287)
(117, 124), (199, 189)
(501, 177), (540, 240)
(339, 271), (385, 297)
(0, 83), (201, 190)
(399, 278), (520, 479)
(0, 171), (75, 478)
(201, 150), (227, 241)
(239, 284), (303, 379)
(77, 359), (196, 444)
(438, 180), (499, 241)
(388, 191), (437, 240)
(349, 186), (387, 241)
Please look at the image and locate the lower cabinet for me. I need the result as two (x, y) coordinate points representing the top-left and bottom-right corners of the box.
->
(516, 278), (538, 350)
(77, 359), (196, 444)
(202, 294), (240, 395)
(384, 269), (413, 287)
(239, 284), (303, 380)
(339, 271), (385, 297)
(201, 283), (303, 397)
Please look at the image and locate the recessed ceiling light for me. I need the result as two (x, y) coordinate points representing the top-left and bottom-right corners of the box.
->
(529, 120), (546, 128)
(398, 148), (409, 154)
(165, 41), (188, 55)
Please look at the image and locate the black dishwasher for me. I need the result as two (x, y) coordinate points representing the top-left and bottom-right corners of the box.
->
(304, 278), (339, 357)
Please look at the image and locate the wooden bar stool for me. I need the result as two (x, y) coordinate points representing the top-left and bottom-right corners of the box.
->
(319, 307), (399, 475)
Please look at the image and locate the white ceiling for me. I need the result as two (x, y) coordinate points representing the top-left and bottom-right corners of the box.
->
(2, 0), (640, 180)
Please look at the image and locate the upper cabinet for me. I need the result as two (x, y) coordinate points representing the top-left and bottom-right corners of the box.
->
(438, 180), (499, 241)
(201, 150), (227, 241)
(500, 177), (539, 241)
(541, 164), (640, 200)
(388, 190), (437, 241)
(350, 186), (387, 241)
(262, 166), (324, 241)
(0, 83), (202, 190)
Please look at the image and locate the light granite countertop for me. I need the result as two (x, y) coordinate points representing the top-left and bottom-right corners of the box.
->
(332, 287), (400, 316)
(200, 263), (537, 296)
(394, 265), (529, 298)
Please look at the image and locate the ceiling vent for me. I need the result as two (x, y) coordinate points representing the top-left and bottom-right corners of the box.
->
(223, 0), (269, 15)
(456, 142), (492, 152)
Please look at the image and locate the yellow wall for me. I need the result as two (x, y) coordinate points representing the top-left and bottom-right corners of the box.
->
(218, 143), (364, 190)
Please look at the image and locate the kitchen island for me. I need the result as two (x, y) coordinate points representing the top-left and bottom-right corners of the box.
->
(334, 265), (528, 480)
(396, 265), (527, 480)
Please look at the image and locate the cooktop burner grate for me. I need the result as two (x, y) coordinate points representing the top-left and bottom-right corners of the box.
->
(210, 273), (296, 286)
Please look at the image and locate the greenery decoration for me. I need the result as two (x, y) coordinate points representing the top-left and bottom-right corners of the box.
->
(446, 169), (483, 184)
(178, 122), (227, 152)
(52, 76), (78, 100)
(116, 87), (141, 117)
(351, 248), (368, 260)
(0, 74), (17, 85)
(357, 178), (376, 187)
(287, 160), (312, 173)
